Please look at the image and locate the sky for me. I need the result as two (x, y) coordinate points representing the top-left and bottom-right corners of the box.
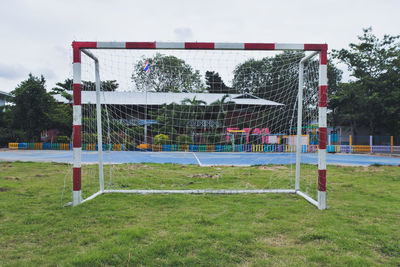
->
(0, 0), (399, 93)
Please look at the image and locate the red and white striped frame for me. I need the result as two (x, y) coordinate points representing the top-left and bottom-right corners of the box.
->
(72, 42), (83, 206)
(71, 41), (328, 208)
(72, 41), (327, 51)
(318, 49), (328, 210)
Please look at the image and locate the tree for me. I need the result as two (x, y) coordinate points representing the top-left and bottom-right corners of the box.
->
(232, 52), (306, 133)
(83, 80), (119, 92)
(51, 78), (119, 101)
(11, 74), (53, 140)
(181, 96), (207, 106)
(48, 103), (72, 137)
(180, 97), (207, 137)
(332, 27), (400, 135)
(148, 103), (180, 140)
(51, 79), (73, 101)
(131, 53), (204, 93)
(232, 51), (304, 102)
(0, 105), (25, 146)
(10, 74), (72, 141)
(209, 94), (234, 128)
(326, 59), (344, 129)
(205, 71), (237, 93)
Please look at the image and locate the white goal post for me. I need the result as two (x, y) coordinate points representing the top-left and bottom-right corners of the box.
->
(71, 41), (328, 210)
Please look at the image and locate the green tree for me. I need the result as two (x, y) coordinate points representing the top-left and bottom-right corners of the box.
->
(176, 134), (192, 144)
(153, 134), (170, 145)
(50, 79), (73, 101)
(232, 52), (307, 133)
(232, 52), (304, 100)
(48, 103), (72, 137)
(332, 27), (400, 135)
(326, 59), (344, 129)
(209, 94), (234, 131)
(0, 105), (25, 146)
(51, 78), (119, 102)
(180, 96), (207, 136)
(131, 53), (204, 93)
(181, 96), (207, 106)
(147, 103), (178, 141)
(82, 80), (119, 92)
(205, 71), (236, 94)
(11, 74), (55, 141)
(10, 74), (72, 141)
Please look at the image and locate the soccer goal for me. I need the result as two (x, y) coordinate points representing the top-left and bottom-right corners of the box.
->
(71, 41), (328, 209)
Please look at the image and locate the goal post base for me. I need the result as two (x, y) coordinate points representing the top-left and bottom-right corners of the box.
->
(75, 189), (325, 210)
(103, 189), (296, 194)
(296, 190), (319, 208)
(72, 190), (81, 207)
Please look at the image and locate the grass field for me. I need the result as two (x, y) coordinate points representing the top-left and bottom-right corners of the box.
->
(1, 161), (399, 266)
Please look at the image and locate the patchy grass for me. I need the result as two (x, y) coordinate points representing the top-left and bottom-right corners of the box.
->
(0, 161), (399, 266)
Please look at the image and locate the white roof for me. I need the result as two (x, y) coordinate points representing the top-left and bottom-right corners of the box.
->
(54, 91), (283, 106)
(0, 91), (11, 98)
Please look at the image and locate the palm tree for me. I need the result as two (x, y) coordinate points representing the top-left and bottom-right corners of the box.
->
(181, 96), (207, 143)
(208, 94), (238, 144)
(181, 96), (207, 106)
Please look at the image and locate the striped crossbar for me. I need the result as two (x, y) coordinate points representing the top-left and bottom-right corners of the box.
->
(72, 41), (327, 52)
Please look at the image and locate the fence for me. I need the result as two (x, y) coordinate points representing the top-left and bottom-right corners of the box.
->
(8, 142), (71, 150)
(7, 135), (400, 154)
(329, 135), (397, 146)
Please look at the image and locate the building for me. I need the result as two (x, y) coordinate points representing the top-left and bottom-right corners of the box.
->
(54, 91), (282, 107)
(0, 91), (11, 111)
(54, 91), (287, 144)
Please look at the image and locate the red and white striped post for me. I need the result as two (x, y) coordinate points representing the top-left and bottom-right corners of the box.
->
(318, 47), (328, 210)
(72, 42), (82, 206)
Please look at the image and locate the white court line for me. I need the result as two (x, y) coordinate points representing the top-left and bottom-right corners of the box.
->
(192, 152), (203, 166)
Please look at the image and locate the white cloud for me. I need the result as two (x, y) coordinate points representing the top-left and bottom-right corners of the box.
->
(173, 28), (194, 41)
(0, 63), (27, 80)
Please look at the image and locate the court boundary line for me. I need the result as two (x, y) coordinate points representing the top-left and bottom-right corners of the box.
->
(192, 152), (203, 166)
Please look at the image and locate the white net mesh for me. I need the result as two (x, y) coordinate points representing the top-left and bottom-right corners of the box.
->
(77, 48), (320, 202)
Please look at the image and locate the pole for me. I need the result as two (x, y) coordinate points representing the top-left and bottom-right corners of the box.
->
(317, 48), (328, 210)
(95, 61), (104, 192)
(295, 51), (318, 191)
(72, 43), (82, 206)
(144, 88), (148, 144)
(391, 136), (393, 153)
(370, 135), (373, 153)
(82, 49), (104, 193)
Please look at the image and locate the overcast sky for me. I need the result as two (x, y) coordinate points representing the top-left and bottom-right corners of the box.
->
(0, 0), (399, 93)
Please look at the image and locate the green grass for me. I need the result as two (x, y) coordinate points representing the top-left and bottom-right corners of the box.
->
(0, 161), (399, 266)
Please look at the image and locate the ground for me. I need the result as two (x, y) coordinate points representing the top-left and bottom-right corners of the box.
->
(0, 161), (399, 266)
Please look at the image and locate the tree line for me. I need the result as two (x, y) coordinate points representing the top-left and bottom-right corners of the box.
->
(330, 27), (400, 135)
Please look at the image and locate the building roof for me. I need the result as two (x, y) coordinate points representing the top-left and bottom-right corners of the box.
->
(0, 91), (11, 98)
(54, 91), (283, 106)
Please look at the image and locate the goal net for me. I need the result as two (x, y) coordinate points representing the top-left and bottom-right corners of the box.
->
(70, 42), (327, 209)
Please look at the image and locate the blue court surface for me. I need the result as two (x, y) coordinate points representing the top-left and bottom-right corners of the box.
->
(1, 150), (400, 166)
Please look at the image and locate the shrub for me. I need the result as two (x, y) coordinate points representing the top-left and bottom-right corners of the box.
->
(82, 133), (97, 143)
(204, 132), (224, 144)
(54, 135), (70, 143)
(176, 134), (192, 144)
(0, 128), (25, 147)
(153, 134), (170, 145)
(125, 141), (137, 151)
